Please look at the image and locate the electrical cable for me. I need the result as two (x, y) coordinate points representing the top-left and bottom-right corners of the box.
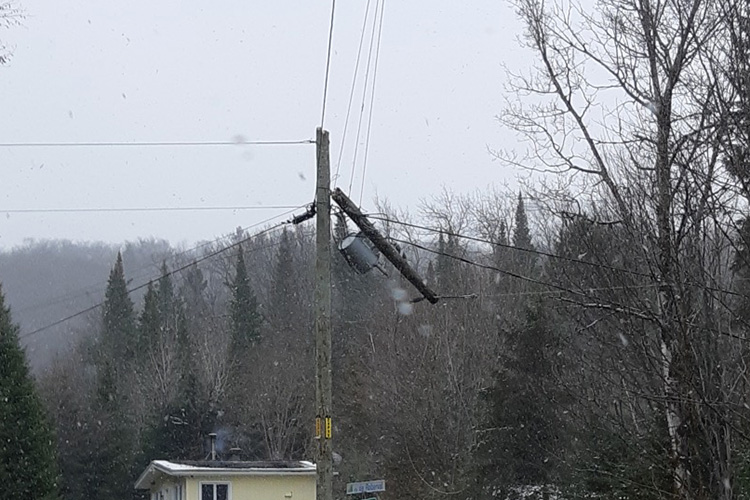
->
(373, 214), (750, 301)
(0, 140), (314, 148)
(358, 0), (386, 205)
(366, 215), (658, 281)
(1, 205), (304, 214)
(349, 0), (382, 195)
(320, 0), (337, 128)
(19, 221), (292, 340)
(393, 238), (748, 345)
(13, 204), (308, 317)
(334, 0), (373, 187)
(391, 236), (659, 322)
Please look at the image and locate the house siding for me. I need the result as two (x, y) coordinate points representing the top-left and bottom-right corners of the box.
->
(150, 476), (186, 500)
(185, 474), (315, 500)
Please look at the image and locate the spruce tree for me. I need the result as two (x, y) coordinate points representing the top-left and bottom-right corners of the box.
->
(182, 262), (209, 328)
(512, 192), (534, 251)
(230, 244), (262, 349)
(157, 261), (181, 341)
(101, 251), (137, 363)
(268, 229), (302, 336)
(0, 284), (59, 500)
(476, 300), (563, 497)
(90, 252), (137, 500)
(511, 193), (537, 277)
(137, 281), (160, 355)
(89, 361), (133, 499)
(433, 230), (464, 294)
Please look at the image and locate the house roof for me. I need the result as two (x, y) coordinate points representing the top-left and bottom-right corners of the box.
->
(135, 459), (317, 490)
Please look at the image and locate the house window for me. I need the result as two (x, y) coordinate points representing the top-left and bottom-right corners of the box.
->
(201, 482), (230, 500)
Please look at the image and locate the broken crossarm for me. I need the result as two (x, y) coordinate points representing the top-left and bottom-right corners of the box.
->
(330, 188), (439, 304)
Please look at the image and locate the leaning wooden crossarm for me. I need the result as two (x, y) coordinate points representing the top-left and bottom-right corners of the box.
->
(330, 187), (439, 304)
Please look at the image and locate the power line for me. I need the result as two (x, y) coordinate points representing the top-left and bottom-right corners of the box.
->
(481, 283), (661, 298)
(13, 204), (308, 317)
(0, 139), (314, 148)
(370, 215), (750, 301)
(19, 221), (291, 340)
(1, 205), (302, 214)
(391, 236), (657, 321)
(320, 0), (337, 128)
(367, 215), (655, 280)
(334, 0), (373, 187)
(349, 0), (382, 195)
(399, 237), (750, 343)
(359, 0), (386, 205)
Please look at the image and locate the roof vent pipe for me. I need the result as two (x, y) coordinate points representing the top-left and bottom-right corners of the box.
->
(209, 433), (217, 461)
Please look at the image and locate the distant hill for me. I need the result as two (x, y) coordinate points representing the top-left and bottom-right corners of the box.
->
(0, 238), (174, 371)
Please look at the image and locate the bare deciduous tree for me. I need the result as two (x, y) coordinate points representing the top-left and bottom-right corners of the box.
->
(498, 0), (743, 497)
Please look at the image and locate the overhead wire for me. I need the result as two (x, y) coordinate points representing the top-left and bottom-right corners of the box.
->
(349, 0), (383, 195)
(367, 215), (656, 281)
(13, 204), (308, 317)
(368, 214), (750, 301)
(320, 0), (337, 128)
(1, 205), (304, 214)
(0, 140), (314, 148)
(391, 236), (750, 344)
(19, 219), (295, 340)
(334, 0), (373, 187)
(358, 0), (386, 205)
(400, 238), (750, 344)
(391, 236), (658, 321)
(11, 2), (341, 335)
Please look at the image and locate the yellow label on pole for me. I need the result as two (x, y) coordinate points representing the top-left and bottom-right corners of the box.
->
(325, 417), (332, 439)
(315, 417), (322, 438)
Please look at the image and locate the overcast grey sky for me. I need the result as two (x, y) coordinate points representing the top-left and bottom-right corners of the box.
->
(0, 0), (526, 249)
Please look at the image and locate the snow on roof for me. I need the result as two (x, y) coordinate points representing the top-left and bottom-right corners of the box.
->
(135, 459), (317, 490)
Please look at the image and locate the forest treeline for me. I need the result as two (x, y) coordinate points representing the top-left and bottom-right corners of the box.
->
(2, 0), (750, 498)
(0, 179), (747, 500)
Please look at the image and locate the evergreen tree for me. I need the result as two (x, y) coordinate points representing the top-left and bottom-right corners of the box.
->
(137, 281), (160, 355)
(476, 300), (563, 497)
(513, 193), (534, 250)
(182, 262), (209, 327)
(0, 283), (59, 500)
(268, 229), (304, 336)
(157, 261), (180, 340)
(512, 192), (534, 251)
(138, 365), (209, 463)
(89, 361), (134, 499)
(101, 251), (136, 363)
(89, 253), (137, 500)
(230, 245), (262, 349)
(510, 193), (538, 281)
(435, 231), (462, 292)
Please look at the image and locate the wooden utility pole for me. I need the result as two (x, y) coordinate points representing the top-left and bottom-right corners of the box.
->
(315, 127), (333, 500)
